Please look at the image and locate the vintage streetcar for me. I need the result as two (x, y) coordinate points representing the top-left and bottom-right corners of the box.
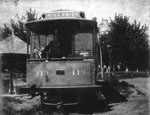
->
(22, 10), (107, 111)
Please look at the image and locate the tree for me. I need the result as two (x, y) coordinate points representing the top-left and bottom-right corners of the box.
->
(2, 8), (38, 43)
(101, 14), (149, 70)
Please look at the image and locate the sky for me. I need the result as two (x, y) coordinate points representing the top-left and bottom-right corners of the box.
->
(0, 0), (150, 33)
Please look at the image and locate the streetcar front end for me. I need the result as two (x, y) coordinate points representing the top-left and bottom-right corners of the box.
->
(22, 10), (105, 108)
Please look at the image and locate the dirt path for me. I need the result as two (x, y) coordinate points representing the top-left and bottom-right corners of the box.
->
(94, 77), (150, 115)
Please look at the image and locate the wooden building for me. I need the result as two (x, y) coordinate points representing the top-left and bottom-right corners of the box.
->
(0, 35), (28, 94)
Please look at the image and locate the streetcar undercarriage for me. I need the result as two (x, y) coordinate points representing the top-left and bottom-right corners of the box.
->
(21, 85), (105, 109)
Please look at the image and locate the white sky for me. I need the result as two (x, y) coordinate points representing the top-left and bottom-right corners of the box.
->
(0, 0), (149, 30)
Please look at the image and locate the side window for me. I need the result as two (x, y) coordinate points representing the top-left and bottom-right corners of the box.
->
(74, 33), (93, 56)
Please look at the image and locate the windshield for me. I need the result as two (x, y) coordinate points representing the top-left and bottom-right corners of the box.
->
(30, 32), (94, 60)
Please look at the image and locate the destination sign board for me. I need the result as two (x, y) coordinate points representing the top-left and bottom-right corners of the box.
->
(42, 10), (85, 19)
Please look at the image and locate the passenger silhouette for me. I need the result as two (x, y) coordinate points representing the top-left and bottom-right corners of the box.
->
(42, 30), (61, 59)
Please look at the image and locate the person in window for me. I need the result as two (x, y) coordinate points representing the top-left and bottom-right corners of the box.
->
(33, 48), (39, 59)
(42, 30), (61, 59)
(33, 47), (44, 59)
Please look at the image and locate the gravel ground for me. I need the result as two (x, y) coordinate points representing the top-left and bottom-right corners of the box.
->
(1, 76), (150, 115)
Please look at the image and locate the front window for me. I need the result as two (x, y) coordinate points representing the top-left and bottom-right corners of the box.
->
(31, 34), (53, 59)
(74, 33), (93, 57)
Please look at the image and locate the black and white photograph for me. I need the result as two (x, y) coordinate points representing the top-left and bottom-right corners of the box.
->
(0, 0), (149, 115)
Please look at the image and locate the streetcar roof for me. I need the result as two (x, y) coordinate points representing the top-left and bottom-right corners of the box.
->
(25, 19), (97, 34)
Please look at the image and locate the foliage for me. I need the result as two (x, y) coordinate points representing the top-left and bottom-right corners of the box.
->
(2, 8), (38, 43)
(101, 14), (149, 70)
